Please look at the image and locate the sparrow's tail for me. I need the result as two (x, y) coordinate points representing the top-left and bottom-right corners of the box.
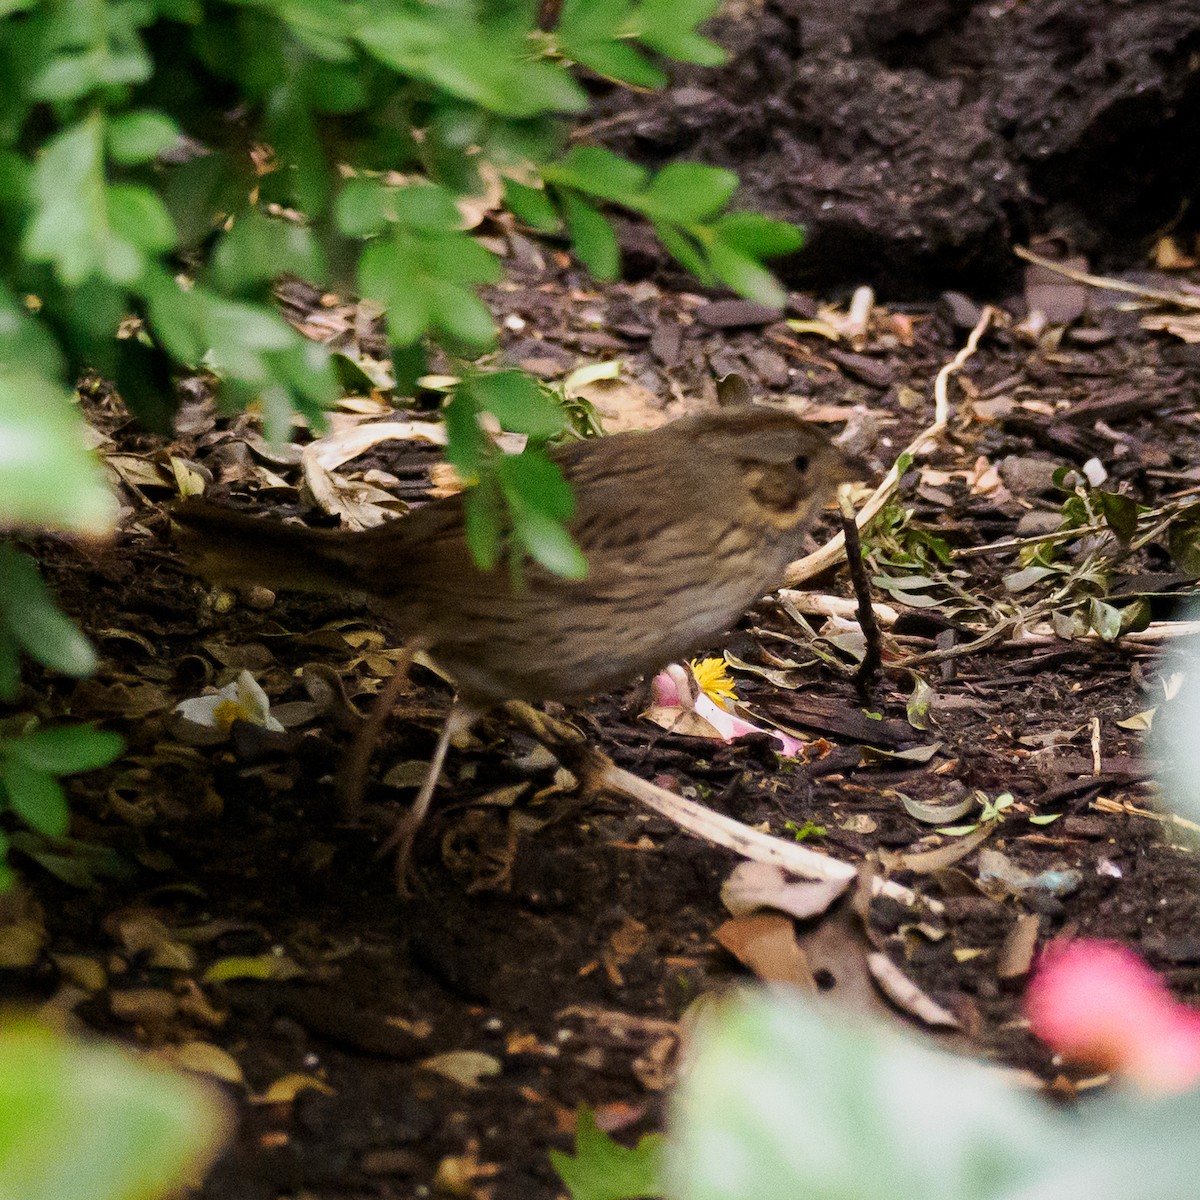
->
(171, 500), (379, 597)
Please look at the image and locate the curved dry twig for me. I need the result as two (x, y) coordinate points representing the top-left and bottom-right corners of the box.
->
(785, 305), (996, 586)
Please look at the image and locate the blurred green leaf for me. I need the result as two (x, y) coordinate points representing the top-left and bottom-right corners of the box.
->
(0, 374), (115, 536)
(334, 177), (395, 237)
(442, 388), (487, 482)
(210, 209), (327, 296)
(707, 241), (786, 308)
(636, 0), (726, 64)
(668, 991), (1052, 1200)
(0, 545), (96, 685)
(0, 758), (68, 837)
(358, 12), (586, 118)
(468, 373), (567, 440)
(546, 146), (649, 204)
(653, 221), (711, 281)
(561, 193), (619, 280)
(552, 1108), (664, 1200)
(24, 117), (115, 285)
(712, 212), (804, 258)
(0, 1020), (231, 1200)
(513, 506), (588, 579)
(105, 111), (181, 165)
(498, 452), (586, 578)
(463, 483), (502, 572)
(359, 236), (431, 345)
(106, 184), (175, 255)
(425, 277), (496, 348)
(504, 179), (561, 232)
(563, 37), (665, 90)
(643, 163), (738, 222)
(498, 451), (576, 522)
(392, 183), (462, 232)
(5, 726), (123, 775)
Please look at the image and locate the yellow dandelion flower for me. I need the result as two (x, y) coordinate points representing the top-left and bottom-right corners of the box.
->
(690, 657), (738, 708)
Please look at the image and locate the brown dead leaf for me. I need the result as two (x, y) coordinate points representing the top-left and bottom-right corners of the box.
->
(252, 1072), (335, 1104)
(1141, 312), (1200, 343)
(109, 987), (179, 1026)
(160, 1041), (246, 1086)
(419, 1051), (502, 1089)
(713, 912), (815, 989)
(997, 913), (1042, 980)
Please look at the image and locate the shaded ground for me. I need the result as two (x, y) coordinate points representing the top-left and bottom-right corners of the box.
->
(3, 230), (1200, 1198)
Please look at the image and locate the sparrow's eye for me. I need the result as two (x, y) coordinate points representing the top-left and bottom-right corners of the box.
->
(794, 454), (810, 473)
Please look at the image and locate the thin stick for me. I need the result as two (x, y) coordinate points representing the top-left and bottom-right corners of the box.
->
(339, 643), (416, 820)
(838, 488), (881, 698)
(1014, 245), (1200, 311)
(785, 305), (995, 586)
(379, 697), (479, 891)
(501, 701), (938, 911)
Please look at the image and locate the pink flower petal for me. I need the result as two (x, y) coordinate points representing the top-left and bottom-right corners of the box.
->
(1026, 940), (1200, 1091)
(693, 695), (803, 758)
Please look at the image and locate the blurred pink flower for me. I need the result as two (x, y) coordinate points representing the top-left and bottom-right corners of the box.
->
(1026, 940), (1200, 1092)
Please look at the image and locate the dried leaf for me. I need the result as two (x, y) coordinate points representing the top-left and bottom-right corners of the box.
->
(713, 913), (815, 990)
(720, 861), (849, 921)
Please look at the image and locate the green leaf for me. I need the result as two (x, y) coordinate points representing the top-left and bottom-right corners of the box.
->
(1088, 598), (1122, 642)
(514, 508), (588, 579)
(1003, 565), (1057, 593)
(106, 111), (181, 165)
(425, 278), (496, 348)
(418, 231), (502, 287)
(359, 237), (432, 346)
(1168, 514), (1200, 575)
(712, 212), (804, 258)
(644, 163), (738, 223)
(0, 546), (96, 678)
(667, 991), (1053, 1200)
(106, 184), (175, 255)
(392, 183), (462, 232)
(463, 484), (502, 571)
(210, 209), (327, 295)
(0, 1020), (231, 1200)
(546, 147), (649, 204)
(469, 373), (567, 439)
(0, 285), (63, 380)
(0, 758), (68, 837)
(6, 726), (123, 775)
(652, 220), (711, 281)
(561, 193), (619, 280)
(498, 451), (577, 522)
(552, 1108), (664, 1200)
(0, 374), (115, 536)
(565, 37), (666, 89)
(504, 179), (561, 232)
(442, 389), (486, 482)
(23, 117), (114, 285)
(1099, 491), (1138, 544)
(707, 241), (786, 308)
(335, 177), (395, 237)
(637, 0), (726, 64)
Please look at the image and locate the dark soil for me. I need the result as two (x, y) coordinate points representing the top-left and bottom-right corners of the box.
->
(591, 0), (1200, 293)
